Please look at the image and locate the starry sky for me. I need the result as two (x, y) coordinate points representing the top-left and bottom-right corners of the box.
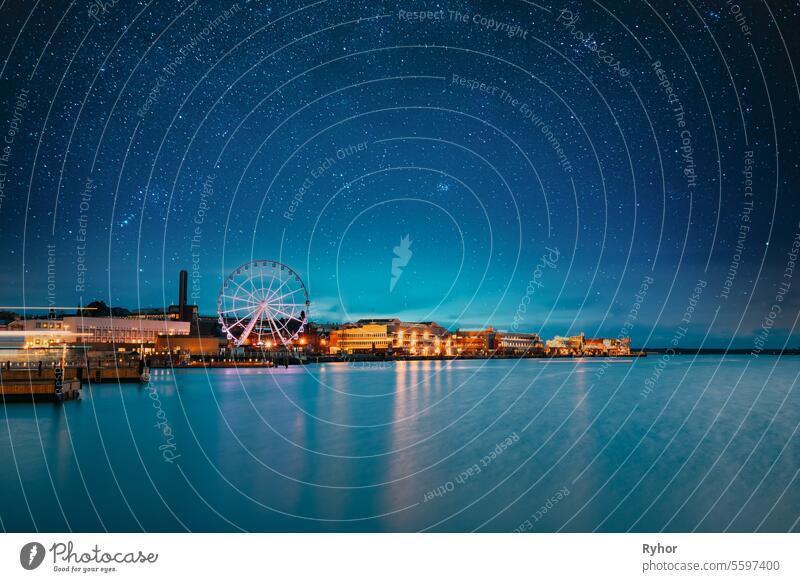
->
(0, 0), (799, 348)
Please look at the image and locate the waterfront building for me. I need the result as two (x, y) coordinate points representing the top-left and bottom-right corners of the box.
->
(582, 337), (631, 356)
(545, 333), (585, 356)
(490, 331), (544, 355)
(329, 322), (391, 354)
(390, 320), (450, 356)
(451, 328), (493, 355)
(5, 319), (80, 348)
(546, 334), (631, 356)
(154, 335), (225, 355)
(605, 337), (631, 356)
(2, 316), (191, 355)
(294, 323), (331, 354)
(60, 316), (190, 346)
(327, 328), (340, 352)
(583, 338), (608, 356)
(329, 319), (451, 356)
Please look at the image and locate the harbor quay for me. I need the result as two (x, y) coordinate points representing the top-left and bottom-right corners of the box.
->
(0, 267), (635, 400)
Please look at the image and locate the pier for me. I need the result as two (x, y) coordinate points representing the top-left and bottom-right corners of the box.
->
(0, 368), (81, 402)
(0, 358), (146, 402)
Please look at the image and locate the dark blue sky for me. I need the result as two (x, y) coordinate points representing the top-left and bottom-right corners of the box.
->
(1, 0), (799, 348)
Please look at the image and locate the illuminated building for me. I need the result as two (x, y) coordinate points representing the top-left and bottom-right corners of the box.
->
(390, 320), (450, 356)
(329, 319), (451, 356)
(545, 333), (585, 356)
(583, 337), (631, 356)
(295, 323), (332, 354)
(154, 335), (224, 355)
(583, 338), (608, 356)
(490, 331), (544, 355)
(61, 316), (189, 345)
(6, 319), (79, 348)
(546, 334), (631, 356)
(451, 328), (493, 355)
(609, 337), (631, 356)
(329, 322), (391, 354)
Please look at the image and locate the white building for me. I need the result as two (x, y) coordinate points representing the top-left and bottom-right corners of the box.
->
(61, 316), (189, 344)
(5, 319), (79, 348)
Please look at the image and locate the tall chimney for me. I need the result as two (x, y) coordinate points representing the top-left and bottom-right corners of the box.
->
(179, 269), (188, 320)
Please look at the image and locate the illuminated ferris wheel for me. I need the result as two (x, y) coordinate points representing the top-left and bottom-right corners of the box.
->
(217, 260), (309, 347)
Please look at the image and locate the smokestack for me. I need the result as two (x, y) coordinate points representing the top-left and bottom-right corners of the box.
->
(179, 270), (188, 320)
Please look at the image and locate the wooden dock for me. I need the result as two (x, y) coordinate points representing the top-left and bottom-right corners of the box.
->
(0, 362), (145, 402)
(0, 377), (81, 402)
(0, 365), (143, 384)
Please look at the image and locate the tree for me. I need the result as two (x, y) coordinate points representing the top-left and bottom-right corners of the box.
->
(82, 300), (110, 317)
(0, 310), (18, 323)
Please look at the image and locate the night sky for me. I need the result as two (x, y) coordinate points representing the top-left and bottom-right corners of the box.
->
(1, 0), (799, 348)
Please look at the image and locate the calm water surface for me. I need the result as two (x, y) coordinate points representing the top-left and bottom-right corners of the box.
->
(1, 356), (798, 532)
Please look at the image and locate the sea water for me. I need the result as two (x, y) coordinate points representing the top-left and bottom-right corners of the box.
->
(1, 356), (797, 532)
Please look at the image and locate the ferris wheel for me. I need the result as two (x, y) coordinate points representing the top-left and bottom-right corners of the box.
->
(217, 260), (310, 347)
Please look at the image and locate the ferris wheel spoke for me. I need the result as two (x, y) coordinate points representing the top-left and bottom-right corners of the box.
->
(264, 266), (278, 297)
(228, 279), (259, 303)
(269, 287), (304, 303)
(246, 276), (258, 298)
(267, 314), (289, 347)
(259, 265), (269, 302)
(220, 303), (262, 314)
(263, 264), (280, 300)
(238, 304), (266, 345)
(271, 306), (303, 323)
(272, 314), (304, 343)
(243, 313), (272, 341)
(272, 317), (301, 334)
(273, 310), (297, 332)
(247, 275), (267, 302)
(220, 294), (261, 305)
(265, 276), (295, 301)
(262, 309), (280, 328)
(226, 304), (263, 330)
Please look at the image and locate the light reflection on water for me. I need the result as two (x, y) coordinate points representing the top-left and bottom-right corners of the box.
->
(0, 356), (798, 532)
